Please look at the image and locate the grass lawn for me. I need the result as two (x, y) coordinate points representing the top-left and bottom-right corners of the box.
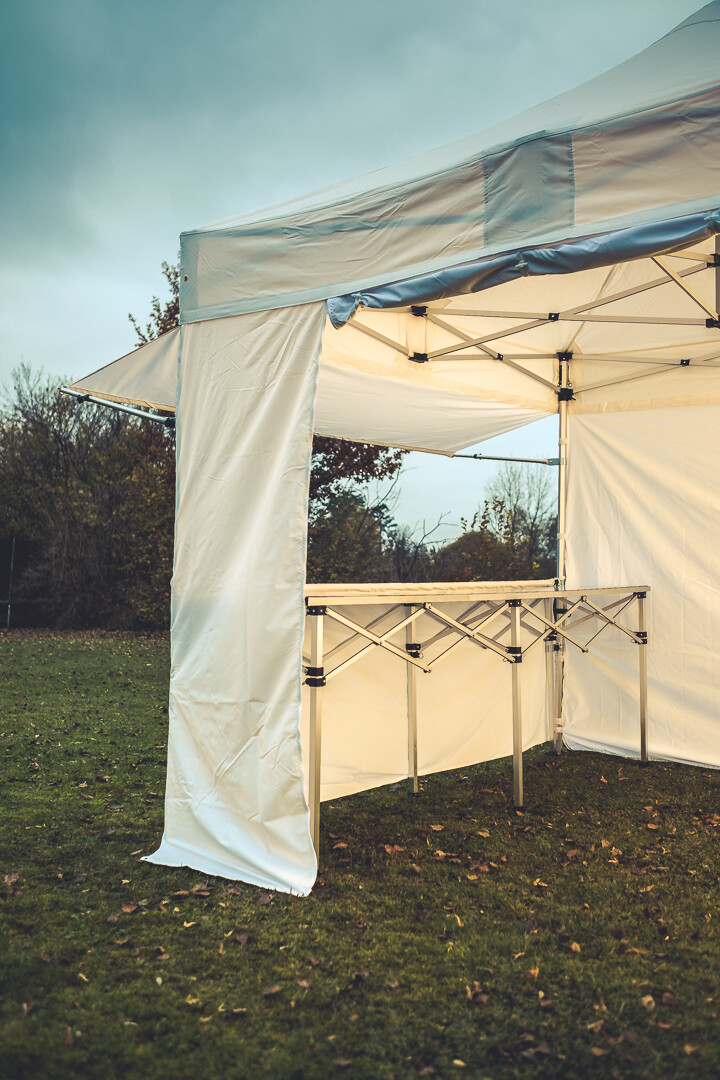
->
(1, 630), (719, 1079)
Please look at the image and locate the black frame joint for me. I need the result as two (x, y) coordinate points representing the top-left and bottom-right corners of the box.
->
(507, 646), (522, 663)
(508, 599), (522, 607)
(410, 352), (428, 363)
(634, 591), (647, 600)
(410, 305), (427, 317)
(706, 318), (720, 329)
(680, 358), (691, 366)
(548, 312), (560, 322)
(306, 604), (327, 616)
(557, 387), (574, 402)
(636, 631), (648, 644)
(405, 643), (422, 658)
(304, 665), (326, 687)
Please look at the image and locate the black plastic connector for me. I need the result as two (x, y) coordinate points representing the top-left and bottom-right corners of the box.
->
(680, 358), (691, 366)
(548, 312), (560, 322)
(410, 305), (428, 317)
(405, 643), (422, 658)
(507, 646), (522, 663)
(164, 416), (176, 429)
(634, 591), (647, 600)
(706, 318), (720, 329)
(557, 351), (573, 363)
(306, 605), (327, 616)
(305, 674), (326, 687)
(636, 631), (648, 644)
(557, 387), (574, 402)
(410, 352), (428, 364)
(508, 599), (522, 607)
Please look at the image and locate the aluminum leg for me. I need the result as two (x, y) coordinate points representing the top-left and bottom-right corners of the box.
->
(638, 593), (648, 762)
(510, 602), (523, 807)
(405, 607), (419, 794)
(308, 611), (324, 857)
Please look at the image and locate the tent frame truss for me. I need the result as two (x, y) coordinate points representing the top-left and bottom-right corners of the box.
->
(303, 584), (649, 857)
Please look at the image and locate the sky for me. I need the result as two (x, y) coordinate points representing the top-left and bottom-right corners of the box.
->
(1, 0), (702, 539)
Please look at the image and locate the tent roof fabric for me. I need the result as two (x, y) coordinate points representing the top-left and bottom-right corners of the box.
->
(69, 2), (720, 451)
(179, 2), (720, 324)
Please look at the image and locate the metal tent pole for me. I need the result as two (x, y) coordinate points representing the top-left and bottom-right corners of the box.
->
(405, 607), (419, 794)
(637, 591), (649, 763)
(307, 607), (325, 858)
(509, 599), (524, 807)
(553, 356), (571, 753)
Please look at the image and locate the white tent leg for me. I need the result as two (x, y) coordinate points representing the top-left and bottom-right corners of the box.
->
(308, 610), (325, 857)
(510, 601), (524, 807)
(405, 607), (419, 793)
(638, 592), (649, 762)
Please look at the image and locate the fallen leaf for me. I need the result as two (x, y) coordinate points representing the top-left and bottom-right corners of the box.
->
(262, 984), (281, 997)
(106, 915), (119, 925)
(600, 776), (607, 784)
(309, 957), (320, 967)
(333, 1060), (352, 1067)
(37, 953), (50, 963)
(533, 879), (549, 888)
(430, 825), (444, 832)
(65, 1027), (73, 1046)
(4, 872), (20, 885)
(297, 978), (311, 989)
(587, 1019), (604, 1033)
(410, 864), (422, 875)
(78, 973), (89, 983)
(641, 995), (655, 1011)
(453, 1060), (467, 1067)
(570, 942), (581, 953)
(657, 1021), (673, 1030)
(523, 966), (539, 980)
(477, 829), (490, 838)
(185, 995), (200, 1005)
(114, 938), (129, 946)
(199, 1016), (212, 1023)
(257, 892), (272, 905)
(235, 932), (250, 946)
(183, 921), (196, 929)
(601, 839), (611, 848)
(591, 1046), (606, 1056)
(121, 902), (137, 914)
(171, 890), (189, 899)
(684, 1044), (700, 1055)
(332, 842), (348, 849)
(647, 823), (660, 831)
(661, 992), (677, 1006)
(231, 1007), (247, 1016)
(218, 941), (225, 956)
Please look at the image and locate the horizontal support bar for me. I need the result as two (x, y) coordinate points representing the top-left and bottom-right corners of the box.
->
(60, 387), (175, 428)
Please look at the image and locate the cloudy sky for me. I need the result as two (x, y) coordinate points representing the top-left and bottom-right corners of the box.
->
(1, 0), (702, 534)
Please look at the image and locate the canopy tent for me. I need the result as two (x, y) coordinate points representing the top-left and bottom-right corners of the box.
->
(67, 2), (720, 894)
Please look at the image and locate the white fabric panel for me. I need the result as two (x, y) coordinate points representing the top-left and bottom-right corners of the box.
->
(314, 362), (548, 454)
(300, 603), (550, 803)
(68, 329), (179, 411)
(564, 407), (720, 768)
(145, 306), (326, 894)
(181, 4), (720, 320)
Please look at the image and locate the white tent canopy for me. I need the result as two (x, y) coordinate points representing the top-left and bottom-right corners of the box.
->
(69, 2), (720, 894)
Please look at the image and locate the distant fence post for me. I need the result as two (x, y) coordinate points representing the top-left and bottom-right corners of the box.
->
(5, 536), (15, 629)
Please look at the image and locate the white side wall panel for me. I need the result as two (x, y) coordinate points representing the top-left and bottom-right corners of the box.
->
(565, 407), (720, 768)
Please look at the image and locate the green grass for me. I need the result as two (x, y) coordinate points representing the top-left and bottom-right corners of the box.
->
(1, 631), (719, 1079)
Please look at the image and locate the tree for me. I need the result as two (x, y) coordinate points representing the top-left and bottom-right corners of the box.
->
(0, 365), (175, 628)
(484, 463), (557, 577)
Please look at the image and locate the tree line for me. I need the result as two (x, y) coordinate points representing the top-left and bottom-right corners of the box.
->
(0, 267), (556, 629)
